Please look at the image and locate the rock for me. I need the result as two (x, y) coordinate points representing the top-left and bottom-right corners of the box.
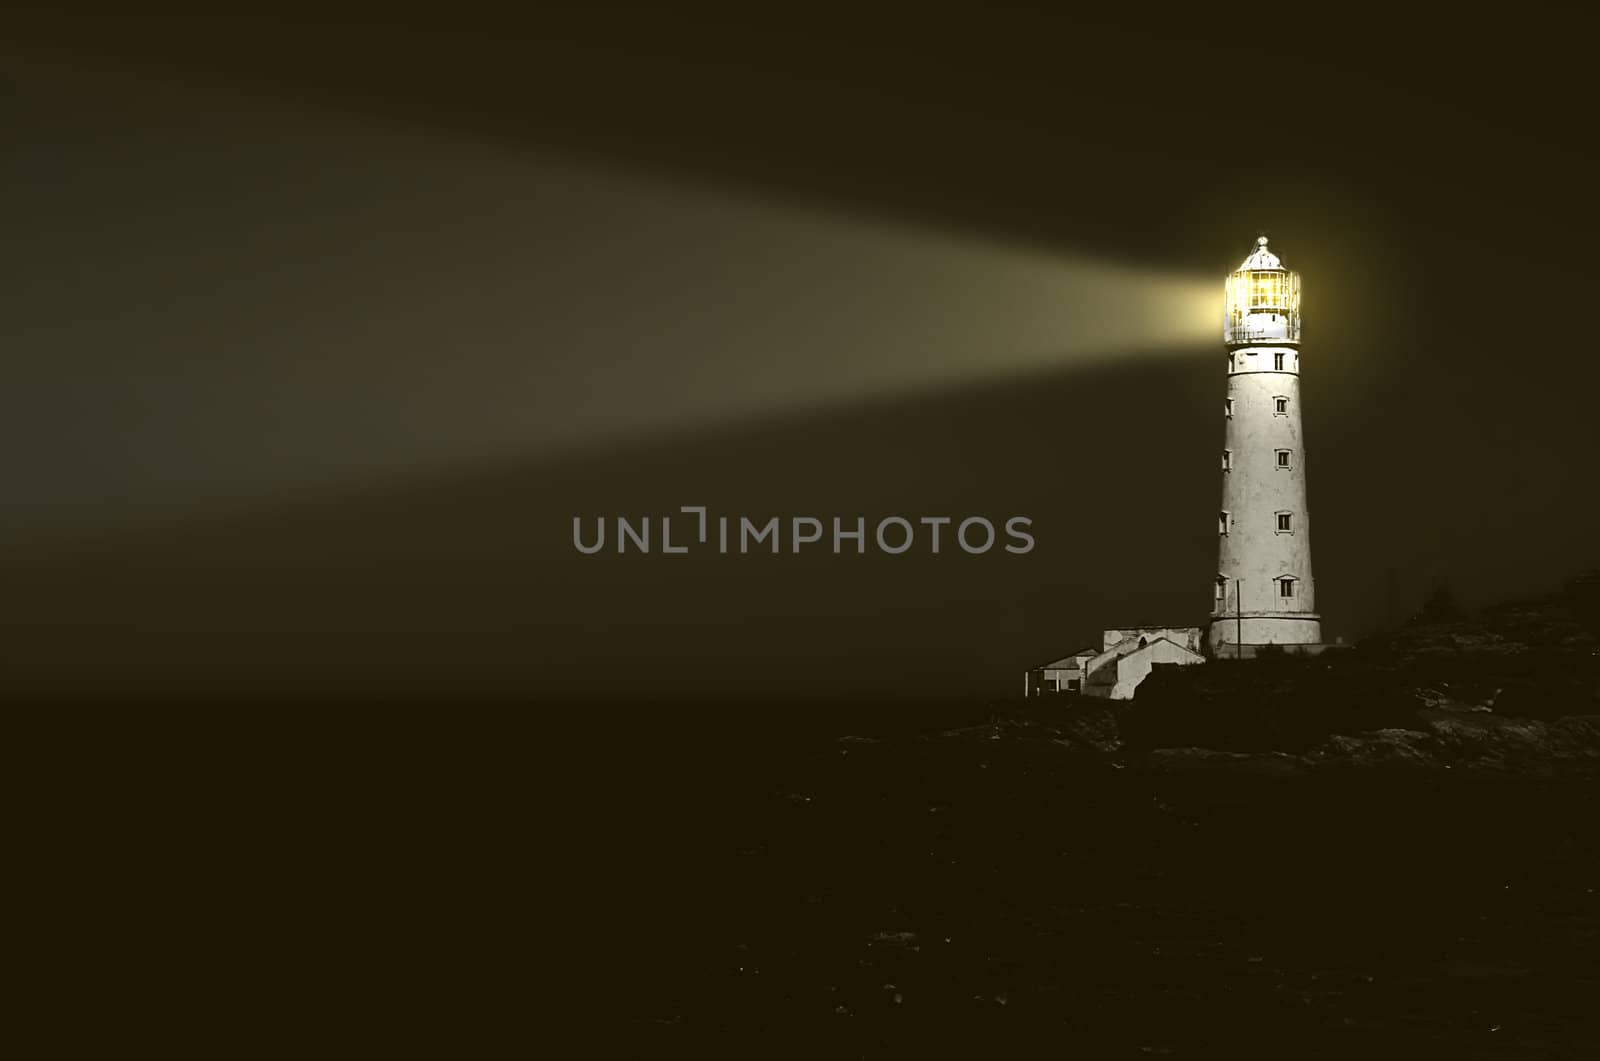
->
(1294, 710), (1600, 777)
(1050, 703), (1126, 753)
(1142, 748), (1305, 776)
(1304, 729), (1436, 770)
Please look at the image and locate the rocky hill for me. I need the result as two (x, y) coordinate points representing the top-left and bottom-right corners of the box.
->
(1113, 571), (1600, 760)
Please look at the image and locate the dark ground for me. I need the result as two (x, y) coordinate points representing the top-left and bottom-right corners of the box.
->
(7, 702), (1598, 1057)
(600, 711), (1600, 1057)
(6, 581), (1599, 1055)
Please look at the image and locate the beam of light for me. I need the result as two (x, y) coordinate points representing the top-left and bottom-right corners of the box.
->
(1, 58), (1217, 537)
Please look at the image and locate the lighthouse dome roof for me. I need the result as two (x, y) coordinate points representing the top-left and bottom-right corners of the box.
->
(1239, 236), (1282, 271)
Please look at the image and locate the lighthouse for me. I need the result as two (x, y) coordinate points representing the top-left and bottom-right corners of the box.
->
(1209, 237), (1323, 655)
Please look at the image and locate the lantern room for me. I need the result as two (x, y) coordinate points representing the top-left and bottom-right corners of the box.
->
(1224, 236), (1301, 346)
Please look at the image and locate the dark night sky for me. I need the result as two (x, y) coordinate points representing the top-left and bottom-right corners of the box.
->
(2, 6), (1596, 704)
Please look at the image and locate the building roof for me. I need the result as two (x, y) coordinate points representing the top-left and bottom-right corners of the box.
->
(1126, 637), (1204, 661)
(1117, 635), (1203, 661)
(1033, 647), (1099, 670)
(1089, 636), (1204, 681)
(1239, 235), (1283, 271)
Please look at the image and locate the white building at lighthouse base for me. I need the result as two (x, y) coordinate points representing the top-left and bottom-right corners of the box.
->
(1025, 626), (1205, 700)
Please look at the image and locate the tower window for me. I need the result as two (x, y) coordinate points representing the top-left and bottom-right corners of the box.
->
(1214, 576), (1227, 603)
(1274, 396), (1289, 415)
(1276, 449), (1291, 468)
(1218, 511), (1229, 535)
(1278, 577), (1297, 599)
(1276, 511), (1293, 533)
(1224, 398), (1234, 419)
(1274, 352), (1285, 371)
(1222, 450), (1232, 471)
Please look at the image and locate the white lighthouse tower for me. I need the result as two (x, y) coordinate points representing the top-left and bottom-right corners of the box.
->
(1209, 236), (1323, 655)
